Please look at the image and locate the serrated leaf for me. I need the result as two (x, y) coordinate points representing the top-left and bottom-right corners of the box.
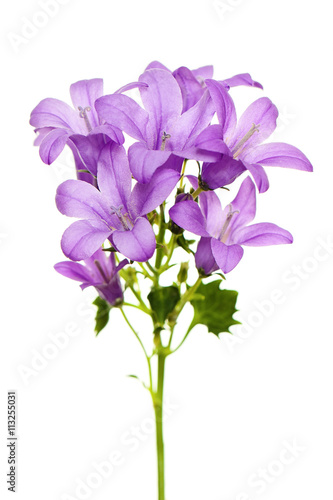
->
(188, 280), (239, 336)
(148, 286), (180, 325)
(93, 296), (111, 335)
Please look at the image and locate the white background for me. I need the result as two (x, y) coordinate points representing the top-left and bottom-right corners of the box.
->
(1, 0), (332, 499)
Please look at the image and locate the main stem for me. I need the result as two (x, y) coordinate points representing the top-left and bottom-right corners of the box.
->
(154, 352), (166, 500)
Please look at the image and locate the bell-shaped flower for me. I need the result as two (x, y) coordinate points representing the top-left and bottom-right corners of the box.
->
(56, 143), (180, 262)
(169, 177), (293, 274)
(196, 80), (313, 193)
(95, 68), (218, 184)
(145, 61), (262, 112)
(30, 79), (124, 181)
(54, 248), (127, 306)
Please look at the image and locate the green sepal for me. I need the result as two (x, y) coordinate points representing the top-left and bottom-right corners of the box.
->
(176, 234), (195, 254)
(93, 296), (111, 335)
(148, 285), (181, 327)
(188, 280), (239, 336)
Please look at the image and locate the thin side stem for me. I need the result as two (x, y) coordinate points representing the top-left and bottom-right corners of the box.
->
(120, 308), (153, 392)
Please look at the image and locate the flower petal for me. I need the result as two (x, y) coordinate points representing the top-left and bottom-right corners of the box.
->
(191, 65), (214, 80)
(145, 61), (171, 72)
(39, 128), (70, 164)
(195, 124), (230, 155)
(233, 223), (293, 246)
(195, 237), (219, 275)
(169, 200), (210, 237)
(33, 127), (54, 146)
(198, 191), (224, 238)
(139, 68), (183, 148)
(201, 156), (246, 189)
(61, 220), (111, 261)
(228, 177), (257, 233)
(230, 97), (278, 152)
(205, 79), (237, 138)
(243, 142), (313, 172)
(173, 66), (205, 111)
(70, 134), (107, 177)
(114, 81), (149, 94)
(30, 98), (83, 132)
(222, 73), (263, 90)
(97, 143), (132, 208)
(95, 94), (148, 143)
(70, 79), (104, 129)
(54, 261), (93, 283)
(56, 179), (110, 221)
(89, 124), (124, 144)
(128, 142), (171, 183)
(243, 161), (270, 193)
(211, 239), (244, 273)
(111, 218), (156, 262)
(169, 90), (215, 150)
(130, 168), (180, 217)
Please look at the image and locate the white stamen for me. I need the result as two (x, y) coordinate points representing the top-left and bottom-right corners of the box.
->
(161, 131), (171, 151)
(232, 123), (260, 158)
(219, 205), (239, 241)
(78, 106), (92, 132)
(110, 205), (131, 231)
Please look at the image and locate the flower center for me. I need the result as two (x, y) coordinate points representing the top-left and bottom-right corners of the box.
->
(219, 205), (239, 242)
(110, 205), (132, 231)
(78, 106), (92, 132)
(232, 123), (260, 158)
(161, 131), (171, 151)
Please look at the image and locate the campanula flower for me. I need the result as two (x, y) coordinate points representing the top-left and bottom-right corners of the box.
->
(95, 68), (217, 183)
(169, 177), (293, 274)
(30, 79), (123, 181)
(196, 80), (313, 192)
(55, 248), (127, 306)
(56, 143), (180, 262)
(145, 61), (262, 112)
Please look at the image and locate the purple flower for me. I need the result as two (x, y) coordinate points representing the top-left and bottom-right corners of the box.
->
(196, 80), (313, 193)
(56, 143), (180, 262)
(145, 61), (262, 112)
(30, 79), (123, 181)
(169, 177), (293, 274)
(55, 248), (126, 306)
(95, 68), (217, 183)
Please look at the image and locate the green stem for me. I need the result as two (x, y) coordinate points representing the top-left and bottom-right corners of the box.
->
(159, 234), (176, 274)
(191, 186), (204, 200)
(168, 276), (202, 350)
(128, 284), (151, 315)
(155, 204), (166, 270)
(120, 308), (153, 392)
(153, 352), (166, 500)
(138, 262), (155, 281)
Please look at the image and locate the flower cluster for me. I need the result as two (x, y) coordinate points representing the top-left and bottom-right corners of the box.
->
(30, 61), (312, 306)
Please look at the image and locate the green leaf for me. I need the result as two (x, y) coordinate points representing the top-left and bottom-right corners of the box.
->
(93, 297), (111, 335)
(188, 280), (239, 336)
(148, 286), (180, 325)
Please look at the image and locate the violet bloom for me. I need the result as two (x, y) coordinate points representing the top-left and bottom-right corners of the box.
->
(95, 68), (217, 183)
(146, 61), (262, 112)
(56, 143), (180, 262)
(169, 177), (293, 274)
(30, 79), (123, 182)
(196, 80), (313, 193)
(55, 248), (126, 306)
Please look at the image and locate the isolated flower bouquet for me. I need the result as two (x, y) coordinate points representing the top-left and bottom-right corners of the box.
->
(30, 61), (312, 499)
